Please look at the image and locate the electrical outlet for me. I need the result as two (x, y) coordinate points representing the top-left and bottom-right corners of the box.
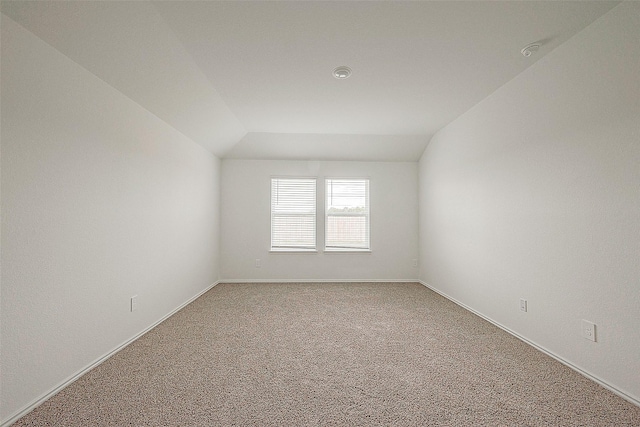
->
(255, 259), (261, 268)
(131, 295), (138, 312)
(519, 299), (527, 312)
(412, 259), (418, 268)
(582, 319), (596, 342)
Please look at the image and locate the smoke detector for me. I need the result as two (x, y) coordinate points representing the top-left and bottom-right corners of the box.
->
(333, 66), (352, 79)
(521, 43), (541, 57)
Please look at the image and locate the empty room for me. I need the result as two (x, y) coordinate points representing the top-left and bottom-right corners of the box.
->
(1, 1), (639, 426)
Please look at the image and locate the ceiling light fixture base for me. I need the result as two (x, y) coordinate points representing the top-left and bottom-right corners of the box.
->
(333, 66), (352, 79)
(521, 43), (541, 57)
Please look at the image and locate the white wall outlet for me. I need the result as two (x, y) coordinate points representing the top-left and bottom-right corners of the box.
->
(519, 298), (527, 312)
(412, 259), (418, 268)
(130, 295), (138, 312)
(255, 258), (261, 268)
(582, 319), (597, 342)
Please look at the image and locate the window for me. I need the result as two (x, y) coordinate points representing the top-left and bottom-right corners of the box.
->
(325, 179), (370, 251)
(271, 178), (316, 251)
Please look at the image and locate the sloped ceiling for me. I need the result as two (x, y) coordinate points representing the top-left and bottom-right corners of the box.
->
(1, 1), (619, 161)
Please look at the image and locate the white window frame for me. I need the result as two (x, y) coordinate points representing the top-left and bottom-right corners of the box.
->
(324, 178), (371, 253)
(270, 177), (317, 252)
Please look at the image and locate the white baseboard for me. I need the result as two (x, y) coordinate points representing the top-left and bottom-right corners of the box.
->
(418, 280), (640, 408)
(1, 281), (219, 427)
(219, 279), (419, 283)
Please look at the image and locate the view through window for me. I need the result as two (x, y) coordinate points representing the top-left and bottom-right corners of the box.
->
(325, 179), (370, 250)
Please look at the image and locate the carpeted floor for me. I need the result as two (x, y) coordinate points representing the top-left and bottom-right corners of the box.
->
(13, 282), (640, 426)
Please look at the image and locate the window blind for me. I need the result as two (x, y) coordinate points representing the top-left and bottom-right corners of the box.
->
(271, 178), (316, 250)
(325, 179), (370, 250)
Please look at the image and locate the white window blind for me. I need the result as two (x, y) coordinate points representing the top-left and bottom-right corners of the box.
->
(325, 179), (370, 250)
(271, 178), (316, 250)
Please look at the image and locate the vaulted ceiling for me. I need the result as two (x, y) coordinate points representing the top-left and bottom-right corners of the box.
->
(1, 1), (619, 161)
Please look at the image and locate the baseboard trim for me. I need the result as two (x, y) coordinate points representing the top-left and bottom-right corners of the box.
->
(418, 280), (640, 408)
(1, 281), (220, 427)
(219, 279), (419, 283)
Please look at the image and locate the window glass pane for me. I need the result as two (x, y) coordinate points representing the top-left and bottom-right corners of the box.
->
(325, 179), (370, 250)
(271, 178), (316, 249)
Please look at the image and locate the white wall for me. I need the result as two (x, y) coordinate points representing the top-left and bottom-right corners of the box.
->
(418, 2), (640, 404)
(221, 160), (418, 282)
(1, 15), (221, 423)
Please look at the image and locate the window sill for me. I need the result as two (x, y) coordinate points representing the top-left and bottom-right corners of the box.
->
(323, 248), (371, 254)
(269, 248), (318, 254)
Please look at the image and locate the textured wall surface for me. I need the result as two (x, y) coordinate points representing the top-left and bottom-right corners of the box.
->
(418, 2), (640, 403)
(1, 15), (221, 422)
(221, 160), (419, 282)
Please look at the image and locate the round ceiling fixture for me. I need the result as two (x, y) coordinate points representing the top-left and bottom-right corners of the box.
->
(521, 43), (541, 57)
(333, 66), (352, 79)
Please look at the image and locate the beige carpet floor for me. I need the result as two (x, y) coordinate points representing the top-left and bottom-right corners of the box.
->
(13, 282), (640, 426)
